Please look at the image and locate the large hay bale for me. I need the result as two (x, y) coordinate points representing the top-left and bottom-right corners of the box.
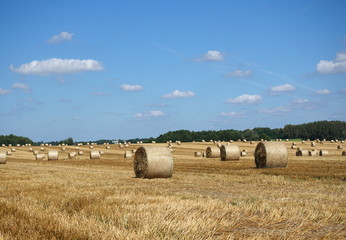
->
(134, 146), (173, 178)
(206, 146), (220, 158)
(296, 149), (309, 156)
(0, 152), (7, 164)
(90, 151), (101, 159)
(36, 154), (45, 160)
(124, 151), (132, 159)
(220, 144), (240, 161)
(48, 150), (59, 160)
(319, 150), (329, 156)
(254, 142), (288, 168)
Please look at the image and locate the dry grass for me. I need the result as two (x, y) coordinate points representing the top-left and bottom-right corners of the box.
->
(0, 141), (345, 239)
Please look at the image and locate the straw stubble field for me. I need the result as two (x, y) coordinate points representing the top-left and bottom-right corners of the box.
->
(0, 141), (345, 239)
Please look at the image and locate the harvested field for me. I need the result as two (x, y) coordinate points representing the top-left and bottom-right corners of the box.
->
(0, 141), (345, 239)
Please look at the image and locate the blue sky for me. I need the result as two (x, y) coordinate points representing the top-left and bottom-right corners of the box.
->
(1, 0), (345, 142)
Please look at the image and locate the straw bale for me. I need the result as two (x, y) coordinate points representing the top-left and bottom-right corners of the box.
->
(89, 146), (94, 149)
(255, 142), (288, 168)
(194, 152), (202, 157)
(33, 151), (38, 155)
(311, 142), (316, 147)
(69, 152), (77, 159)
(342, 151), (346, 156)
(61, 147), (66, 151)
(296, 149), (309, 156)
(220, 144), (240, 161)
(0, 152), (6, 164)
(99, 151), (105, 155)
(11, 148), (16, 152)
(319, 150), (329, 156)
(337, 145), (343, 149)
(29, 148), (33, 152)
(134, 146), (173, 178)
(106, 146), (111, 149)
(78, 151), (84, 155)
(90, 151), (101, 159)
(308, 150), (318, 156)
(36, 154), (45, 160)
(7, 151), (12, 156)
(48, 150), (59, 160)
(291, 145), (297, 149)
(124, 151), (132, 159)
(240, 151), (247, 157)
(206, 146), (221, 158)
(40, 147), (45, 151)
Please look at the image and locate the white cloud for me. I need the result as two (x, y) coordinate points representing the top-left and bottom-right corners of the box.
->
(342, 88), (346, 93)
(226, 70), (252, 78)
(315, 89), (331, 95)
(134, 110), (165, 119)
(48, 32), (74, 43)
(120, 84), (143, 91)
(269, 83), (295, 95)
(292, 98), (309, 104)
(227, 94), (262, 104)
(10, 58), (104, 75)
(220, 112), (245, 118)
(0, 88), (10, 95)
(316, 51), (346, 74)
(162, 90), (195, 99)
(12, 82), (29, 92)
(195, 50), (225, 62)
(259, 106), (292, 114)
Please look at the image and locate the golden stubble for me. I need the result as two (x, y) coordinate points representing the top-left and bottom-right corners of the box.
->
(0, 141), (345, 239)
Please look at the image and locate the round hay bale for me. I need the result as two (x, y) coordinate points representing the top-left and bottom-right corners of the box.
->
(89, 146), (94, 149)
(206, 146), (221, 158)
(194, 151), (202, 157)
(48, 150), (59, 160)
(240, 151), (247, 157)
(78, 151), (84, 155)
(254, 142), (288, 168)
(90, 151), (101, 159)
(40, 147), (45, 151)
(291, 145), (297, 149)
(337, 145), (343, 149)
(0, 152), (7, 164)
(11, 148), (16, 152)
(308, 150), (318, 156)
(124, 151), (132, 159)
(296, 149), (309, 156)
(29, 147), (33, 152)
(250, 141), (254, 144)
(106, 146), (111, 149)
(7, 151), (12, 156)
(61, 147), (66, 151)
(202, 152), (206, 157)
(342, 151), (346, 156)
(134, 146), (173, 178)
(99, 150), (105, 155)
(132, 149), (136, 153)
(319, 150), (329, 156)
(311, 142), (316, 147)
(69, 152), (77, 159)
(36, 153), (44, 160)
(216, 143), (222, 148)
(220, 144), (240, 161)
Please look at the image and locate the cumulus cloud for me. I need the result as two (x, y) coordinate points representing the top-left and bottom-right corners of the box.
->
(48, 32), (74, 43)
(12, 82), (29, 92)
(316, 51), (346, 74)
(195, 50), (225, 62)
(227, 94), (262, 104)
(259, 106), (292, 114)
(162, 90), (195, 99)
(315, 89), (331, 95)
(292, 98), (309, 104)
(0, 88), (10, 95)
(220, 112), (245, 118)
(120, 84), (143, 91)
(269, 83), (295, 95)
(10, 58), (104, 75)
(134, 110), (165, 119)
(225, 70), (252, 78)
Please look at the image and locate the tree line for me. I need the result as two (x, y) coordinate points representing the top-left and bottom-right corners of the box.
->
(1, 121), (345, 145)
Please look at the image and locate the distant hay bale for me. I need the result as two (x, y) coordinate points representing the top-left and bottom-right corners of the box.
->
(301, 141), (305, 144)
(99, 151), (105, 155)
(69, 152), (77, 159)
(132, 149), (136, 153)
(36, 153), (45, 160)
(319, 150), (329, 156)
(254, 142), (288, 168)
(240, 151), (247, 157)
(33, 151), (38, 155)
(90, 151), (101, 159)
(194, 151), (202, 157)
(220, 144), (240, 161)
(78, 151), (84, 155)
(216, 143), (222, 148)
(0, 152), (7, 164)
(296, 149), (309, 156)
(1, 144), (5, 147)
(151, 141), (156, 144)
(28, 147), (33, 152)
(342, 151), (346, 156)
(291, 145), (297, 149)
(48, 150), (59, 160)
(61, 147), (66, 151)
(89, 146), (94, 149)
(250, 141), (254, 144)
(206, 146), (221, 158)
(11, 148), (16, 152)
(40, 147), (45, 151)
(124, 151), (132, 159)
(176, 141), (181, 145)
(75, 147), (80, 150)
(308, 150), (318, 156)
(337, 145), (343, 149)
(134, 146), (173, 178)
(311, 142), (316, 147)
(106, 146), (111, 149)
(202, 152), (206, 157)
(7, 151), (12, 156)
